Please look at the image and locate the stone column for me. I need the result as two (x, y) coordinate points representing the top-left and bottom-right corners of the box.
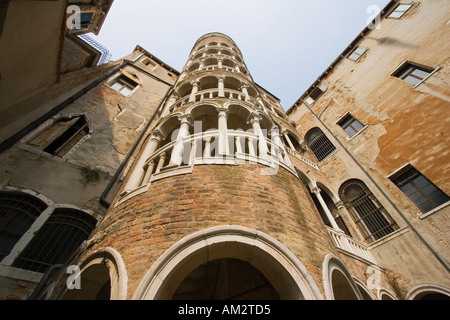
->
(218, 76), (225, 97)
(126, 131), (163, 191)
(169, 115), (192, 167)
(189, 81), (199, 102)
(282, 130), (296, 150)
(249, 113), (269, 160)
(311, 187), (342, 231)
(271, 128), (284, 161)
(217, 107), (229, 155)
(240, 84), (250, 101)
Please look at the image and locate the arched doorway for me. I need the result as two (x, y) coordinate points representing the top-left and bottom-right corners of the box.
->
(172, 258), (280, 300)
(133, 226), (323, 300)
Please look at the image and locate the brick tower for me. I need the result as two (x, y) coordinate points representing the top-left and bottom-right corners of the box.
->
(50, 33), (386, 301)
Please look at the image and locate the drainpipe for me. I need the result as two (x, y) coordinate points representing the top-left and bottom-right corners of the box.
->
(28, 264), (64, 300)
(302, 100), (450, 273)
(99, 85), (173, 208)
(0, 61), (129, 154)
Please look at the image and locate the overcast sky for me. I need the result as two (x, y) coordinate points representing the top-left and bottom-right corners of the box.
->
(91, 0), (390, 110)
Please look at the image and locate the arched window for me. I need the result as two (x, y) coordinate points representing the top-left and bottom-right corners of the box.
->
(13, 208), (97, 273)
(305, 128), (336, 162)
(339, 179), (398, 243)
(0, 193), (47, 261)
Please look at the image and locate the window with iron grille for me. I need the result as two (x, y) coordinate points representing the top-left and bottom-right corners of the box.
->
(305, 127), (336, 162)
(339, 179), (398, 243)
(392, 62), (434, 86)
(390, 166), (450, 213)
(338, 114), (365, 137)
(27, 115), (90, 158)
(0, 193), (47, 261)
(12, 208), (97, 273)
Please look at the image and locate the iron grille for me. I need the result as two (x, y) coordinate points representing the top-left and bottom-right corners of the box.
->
(340, 180), (398, 243)
(305, 128), (336, 162)
(0, 193), (47, 261)
(13, 209), (97, 273)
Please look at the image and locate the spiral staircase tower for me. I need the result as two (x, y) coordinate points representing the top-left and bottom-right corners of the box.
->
(55, 33), (354, 301)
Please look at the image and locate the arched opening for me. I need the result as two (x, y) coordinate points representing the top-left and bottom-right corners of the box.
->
(0, 192), (47, 261)
(190, 105), (219, 133)
(222, 59), (236, 68)
(339, 179), (398, 243)
(187, 63), (200, 73)
(305, 127), (336, 162)
(224, 76), (241, 91)
(315, 183), (352, 236)
(176, 82), (193, 99)
(12, 208), (97, 273)
(62, 263), (111, 300)
(204, 58), (218, 67)
(198, 76), (218, 91)
(134, 226), (322, 300)
(409, 285), (450, 300)
(172, 258), (280, 300)
(227, 104), (251, 131)
(206, 48), (219, 55)
(414, 292), (450, 300)
(356, 283), (374, 300)
(331, 269), (359, 300)
(220, 49), (232, 57)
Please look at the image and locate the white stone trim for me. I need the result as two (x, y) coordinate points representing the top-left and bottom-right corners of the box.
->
(132, 225), (323, 300)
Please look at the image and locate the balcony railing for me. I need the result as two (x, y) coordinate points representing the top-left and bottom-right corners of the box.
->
(138, 130), (296, 187)
(327, 227), (376, 264)
(170, 88), (262, 111)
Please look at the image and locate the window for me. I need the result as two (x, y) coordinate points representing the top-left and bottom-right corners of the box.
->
(110, 75), (139, 96)
(338, 114), (365, 137)
(390, 166), (450, 213)
(78, 12), (94, 29)
(348, 47), (367, 61)
(305, 127), (336, 162)
(27, 116), (90, 158)
(0, 193), (47, 261)
(305, 84), (327, 105)
(387, 3), (412, 18)
(12, 208), (97, 273)
(141, 58), (156, 69)
(392, 62), (434, 85)
(339, 179), (398, 243)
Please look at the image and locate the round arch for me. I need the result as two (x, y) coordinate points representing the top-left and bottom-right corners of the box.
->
(322, 254), (363, 300)
(315, 181), (340, 203)
(407, 284), (450, 300)
(378, 288), (397, 300)
(60, 247), (128, 300)
(353, 277), (376, 300)
(133, 225), (323, 300)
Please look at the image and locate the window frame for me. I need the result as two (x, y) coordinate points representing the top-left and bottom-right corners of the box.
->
(23, 114), (91, 159)
(305, 127), (337, 162)
(305, 84), (327, 105)
(339, 179), (399, 243)
(347, 47), (367, 62)
(391, 61), (436, 87)
(387, 3), (413, 19)
(336, 113), (367, 138)
(389, 164), (450, 215)
(108, 74), (140, 97)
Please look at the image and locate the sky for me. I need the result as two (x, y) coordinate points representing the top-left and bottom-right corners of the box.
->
(91, 0), (390, 110)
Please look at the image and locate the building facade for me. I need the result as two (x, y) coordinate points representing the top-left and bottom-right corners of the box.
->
(0, 0), (449, 300)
